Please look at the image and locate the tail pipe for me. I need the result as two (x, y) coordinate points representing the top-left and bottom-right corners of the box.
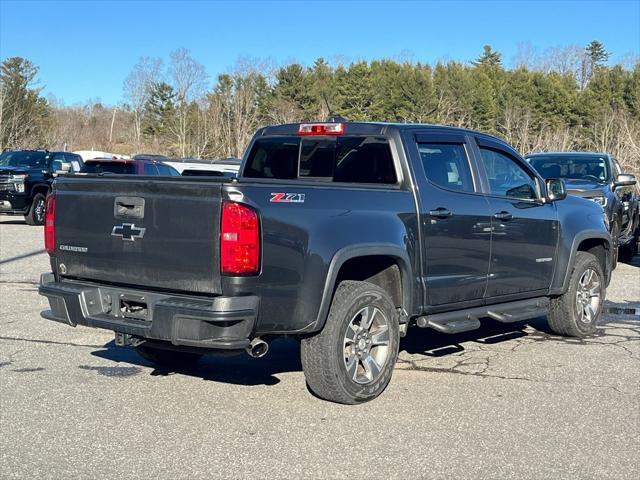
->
(246, 338), (269, 358)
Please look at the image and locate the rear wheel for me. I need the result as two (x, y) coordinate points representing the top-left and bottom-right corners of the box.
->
(135, 344), (202, 368)
(300, 280), (400, 404)
(25, 193), (46, 226)
(548, 251), (605, 338)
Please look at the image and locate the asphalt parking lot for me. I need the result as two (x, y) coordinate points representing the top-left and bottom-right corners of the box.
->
(1, 217), (638, 479)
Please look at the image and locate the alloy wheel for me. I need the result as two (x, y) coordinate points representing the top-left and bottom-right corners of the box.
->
(343, 306), (391, 385)
(575, 268), (601, 324)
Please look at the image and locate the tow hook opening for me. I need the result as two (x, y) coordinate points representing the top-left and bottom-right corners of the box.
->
(119, 296), (148, 318)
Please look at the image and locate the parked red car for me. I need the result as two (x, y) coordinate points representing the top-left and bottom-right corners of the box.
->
(80, 158), (180, 176)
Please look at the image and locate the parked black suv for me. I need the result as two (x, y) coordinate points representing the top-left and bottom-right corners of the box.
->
(0, 150), (83, 225)
(526, 152), (639, 263)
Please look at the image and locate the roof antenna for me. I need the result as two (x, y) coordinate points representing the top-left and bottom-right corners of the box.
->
(322, 92), (348, 123)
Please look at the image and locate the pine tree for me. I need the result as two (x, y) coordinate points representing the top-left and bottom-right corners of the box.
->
(472, 45), (502, 68)
(0, 57), (50, 148)
(586, 40), (610, 67)
(142, 82), (176, 138)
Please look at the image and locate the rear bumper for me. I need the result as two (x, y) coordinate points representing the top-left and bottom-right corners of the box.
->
(38, 273), (258, 350)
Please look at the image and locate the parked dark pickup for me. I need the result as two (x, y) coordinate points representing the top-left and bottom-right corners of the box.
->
(526, 152), (639, 263)
(0, 150), (83, 225)
(39, 122), (612, 403)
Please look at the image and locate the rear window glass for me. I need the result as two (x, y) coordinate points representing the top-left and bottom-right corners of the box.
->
(81, 162), (136, 174)
(244, 136), (397, 184)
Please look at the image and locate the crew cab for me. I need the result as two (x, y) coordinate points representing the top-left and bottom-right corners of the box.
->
(526, 152), (638, 262)
(0, 150), (83, 225)
(39, 122), (612, 404)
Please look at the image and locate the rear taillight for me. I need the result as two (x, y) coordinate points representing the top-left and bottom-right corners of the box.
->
(44, 194), (56, 254)
(220, 201), (260, 275)
(298, 122), (344, 135)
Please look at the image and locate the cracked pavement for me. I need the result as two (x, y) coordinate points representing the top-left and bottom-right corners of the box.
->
(1, 217), (639, 479)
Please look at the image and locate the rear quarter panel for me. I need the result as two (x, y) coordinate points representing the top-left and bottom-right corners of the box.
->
(222, 181), (421, 334)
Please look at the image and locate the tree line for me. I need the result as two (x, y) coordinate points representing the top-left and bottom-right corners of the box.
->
(1, 41), (639, 174)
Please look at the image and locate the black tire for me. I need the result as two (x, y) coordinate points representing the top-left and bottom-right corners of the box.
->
(300, 280), (400, 404)
(548, 251), (605, 338)
(610, 220), (620, 269)
(25, 193), (46, 226)
(134, 344), (202, 368)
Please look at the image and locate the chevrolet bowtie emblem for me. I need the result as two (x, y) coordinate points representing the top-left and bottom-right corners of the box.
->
(111, 223), (146, 241)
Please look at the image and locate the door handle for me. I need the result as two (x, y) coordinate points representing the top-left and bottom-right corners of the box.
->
(428, 208), (453, 219)
(493, 211), (513, 221)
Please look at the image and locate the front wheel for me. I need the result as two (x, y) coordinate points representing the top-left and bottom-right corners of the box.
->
(25, 193), (46, 226)
(301, 280), (400, 404)
(548, 251), (605, 338)
(610, 220), (620, 269)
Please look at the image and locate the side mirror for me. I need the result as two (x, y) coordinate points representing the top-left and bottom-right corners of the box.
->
(55, 163), (71, 175)
(546, 178), (567, 202)
(614, 173), (636, 188)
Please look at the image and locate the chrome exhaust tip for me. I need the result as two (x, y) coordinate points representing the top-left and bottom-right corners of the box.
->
(246, 338), (269, 358)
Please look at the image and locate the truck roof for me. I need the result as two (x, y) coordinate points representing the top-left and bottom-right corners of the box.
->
(259, 121), (510, 145)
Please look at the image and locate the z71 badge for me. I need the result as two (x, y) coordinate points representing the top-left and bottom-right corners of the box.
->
(270, 193), (305, 203)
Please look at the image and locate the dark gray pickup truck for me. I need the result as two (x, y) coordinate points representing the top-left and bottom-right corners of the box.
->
(39, 122), (613, 404)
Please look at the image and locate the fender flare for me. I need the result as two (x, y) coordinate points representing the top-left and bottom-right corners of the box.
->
(553, 230), (613, 295)
(308, 243), (414, 332)
(29, 182), (51, 198)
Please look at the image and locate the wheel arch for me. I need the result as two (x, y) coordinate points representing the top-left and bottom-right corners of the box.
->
(29, 183), (50, 198)
(553, 231), (612, 294)
(311, 244), (414, 332)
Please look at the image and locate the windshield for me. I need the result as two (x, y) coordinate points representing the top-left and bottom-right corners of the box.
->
(0, 151), (49, 168)
(528, 155), (610, 183)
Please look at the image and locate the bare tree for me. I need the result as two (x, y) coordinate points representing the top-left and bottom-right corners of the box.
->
(123, 56), (163, 150)
(167, 48), (208, 157)
(513, 42), (536, 69)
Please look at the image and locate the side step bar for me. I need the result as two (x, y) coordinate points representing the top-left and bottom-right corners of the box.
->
(416, 297), (549, 334)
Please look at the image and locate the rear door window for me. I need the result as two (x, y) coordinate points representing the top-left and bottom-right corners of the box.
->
(244, 136), (397, 184)
(64, 154), (83, 173)
(418, 143), (474, 192)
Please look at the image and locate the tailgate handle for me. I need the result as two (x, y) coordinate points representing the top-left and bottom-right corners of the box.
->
(114, 196), (145, 219)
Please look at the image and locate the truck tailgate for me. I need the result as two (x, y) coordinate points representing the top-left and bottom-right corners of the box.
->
(53, 177), (223, 295)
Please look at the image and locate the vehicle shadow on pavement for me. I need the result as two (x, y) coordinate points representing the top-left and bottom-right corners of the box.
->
(401, 302), (640, 358)
(400, 317), (536, 357)
(0, 219), (27, 225)
(90, 337), (303, 386)
(89, 305), (638, 386)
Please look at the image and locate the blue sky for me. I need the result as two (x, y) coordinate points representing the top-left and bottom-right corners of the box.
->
(1, 0), (639, 105)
